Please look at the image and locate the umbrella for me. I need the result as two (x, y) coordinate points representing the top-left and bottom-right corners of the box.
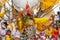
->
(13, 0), (39, 11)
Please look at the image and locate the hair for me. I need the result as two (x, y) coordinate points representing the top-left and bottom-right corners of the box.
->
(6, 30), (11, 35)
(59, 21), (60, 23)
(53, 24), (58, 30)
(57, 11), (60, 15)
(3, 22), (8, 28)
(7, 30), (11, 33)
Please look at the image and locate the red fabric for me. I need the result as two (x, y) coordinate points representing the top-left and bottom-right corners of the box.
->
(27, 11), (29, 14)
(27, 11), (31, 15)
(26, 4), (30, 9)
(26, 4), (31, 15)
(53, 29), (58, 37)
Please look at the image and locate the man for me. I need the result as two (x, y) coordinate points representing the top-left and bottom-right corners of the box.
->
(12, 27), (20, 40)
(0, 23), (6, 40)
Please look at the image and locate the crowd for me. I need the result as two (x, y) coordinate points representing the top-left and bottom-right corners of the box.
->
(0, 19), (20, 40)
(36, 24), (60, 40)
(0, 19), (60, 40)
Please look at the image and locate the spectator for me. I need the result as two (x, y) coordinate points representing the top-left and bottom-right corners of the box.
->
(53, 24), (59, 40)
(12, 27), (20, 40)
(0, 24), (6, 40)
(5, 30), (12, 40)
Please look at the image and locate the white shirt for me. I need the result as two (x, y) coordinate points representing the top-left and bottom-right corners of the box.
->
(12, 30), (20, 38)
(54, 15), (59, 21)
(34, 9), (38, 16)
(0, 29), (6, 35)
(0, 29), (6, 40)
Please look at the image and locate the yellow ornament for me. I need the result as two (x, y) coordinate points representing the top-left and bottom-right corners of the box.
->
(59, 0), (60, 2)
(17, 18), (22, 29)
(15, 18), (24, 33)
(37, 23), (43, 32)
(19, 28), (24, 33)
(8, 22), (13, 30)
(0, 9), (5, 17)
(0, 0), (8, 6)
(45, 27), (53, 36)
(39, 0), (58, 10)
(34, 17), (49, 24)
(19, 20), (22, 29)
(34, 17), (50, 32)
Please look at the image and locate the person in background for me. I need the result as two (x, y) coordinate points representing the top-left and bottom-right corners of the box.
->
(12, 27), (20, 40)
(53, 24), (59, 40)
(0, 23), (6, 40)
(5, 30), (12, 40)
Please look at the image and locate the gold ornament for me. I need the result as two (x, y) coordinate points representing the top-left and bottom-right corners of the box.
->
(0, 0), (8, 6)
(39, 0), (58, 10)
(0, 10), (5, 17)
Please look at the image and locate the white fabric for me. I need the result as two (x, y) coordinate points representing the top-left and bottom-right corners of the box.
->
(0, 29), (6, 35)
(0, 20), (6, 29)
(2, 37), (5, 40)
(12, 30), (20, 38)
(1, 20), (5, 23)
(54, 15), (59, 21)
(53, 3), (60, 15)
(13, 0), (39, 11)
(4, 1), (12, 20)
(34, 9), (38, 15)
(0, 29), (6, 40)
(2, 24), (6, 28)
